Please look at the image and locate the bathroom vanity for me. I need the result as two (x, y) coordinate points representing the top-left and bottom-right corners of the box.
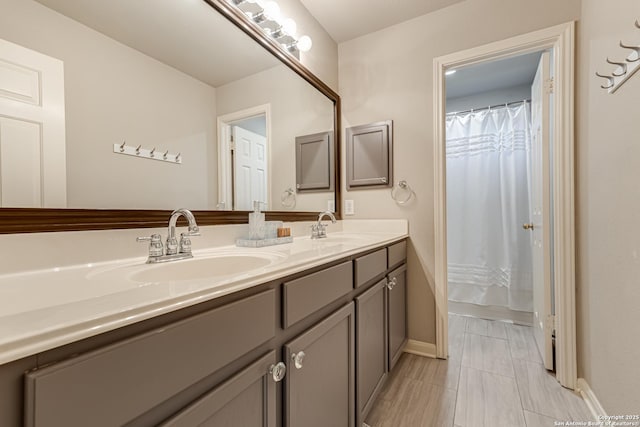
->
(0, 227), (407, 427)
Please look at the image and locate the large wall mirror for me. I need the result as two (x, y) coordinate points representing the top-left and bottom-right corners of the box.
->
(0, 0), (340, 232)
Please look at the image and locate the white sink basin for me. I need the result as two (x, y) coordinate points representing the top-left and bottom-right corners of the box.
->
(130, 252), (280, 283)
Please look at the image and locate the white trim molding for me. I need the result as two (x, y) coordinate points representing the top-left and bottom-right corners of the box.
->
(404, 340), (437, 359)
(576, 378), (607, 420)
(433, 22), (577, 388)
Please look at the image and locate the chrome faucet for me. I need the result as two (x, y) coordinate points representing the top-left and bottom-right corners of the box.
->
(137, 208), (200, 263)
(311, 210), (336, 239)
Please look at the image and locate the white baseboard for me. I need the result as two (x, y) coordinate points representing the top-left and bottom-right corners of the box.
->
(403, 339), (437, 358)
(576, 378), (607, 420)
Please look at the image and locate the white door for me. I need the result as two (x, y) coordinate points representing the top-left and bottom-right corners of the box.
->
(530, 51), (553, 370)
(0, 38), (66, 207)
(233, 126), (267, 211)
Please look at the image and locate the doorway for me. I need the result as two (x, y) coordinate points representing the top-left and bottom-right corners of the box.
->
(433, 22), (576, 389)
(445, 50), (554, 373)
(217, 104), (271, 210)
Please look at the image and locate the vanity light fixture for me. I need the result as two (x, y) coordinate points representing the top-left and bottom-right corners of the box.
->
(228, 0), (313, 55)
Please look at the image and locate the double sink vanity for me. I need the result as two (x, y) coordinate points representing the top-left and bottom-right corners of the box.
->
(0, 219), (408, 427)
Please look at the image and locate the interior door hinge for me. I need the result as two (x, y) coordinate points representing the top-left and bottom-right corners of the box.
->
(544, 77), (554, 94)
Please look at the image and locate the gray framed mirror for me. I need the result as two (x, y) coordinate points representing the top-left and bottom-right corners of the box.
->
(0, 0), (340, 233)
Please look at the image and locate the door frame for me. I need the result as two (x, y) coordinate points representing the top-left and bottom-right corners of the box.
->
(433, 22), (576, 388)
(217, 104), (271, 210)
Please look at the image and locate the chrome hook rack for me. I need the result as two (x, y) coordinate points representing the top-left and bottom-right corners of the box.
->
(113, 141), (182, 164)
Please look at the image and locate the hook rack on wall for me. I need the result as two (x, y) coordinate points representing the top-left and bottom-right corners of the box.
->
(594, 19), (640, 94)
(112, 141), (182, 164)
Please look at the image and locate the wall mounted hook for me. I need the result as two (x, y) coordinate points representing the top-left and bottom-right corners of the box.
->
(635, 19), (640, 29)
(595, 72), (615, 89)
(135, 145), (142, 155)
(119, 141), (126, 152)
(163, 150), (169, 160)
(606, 58), (628, 76)
(150, 147), (156, 158)
(620, 41), (640, 62)
(175, 153), (181, 162)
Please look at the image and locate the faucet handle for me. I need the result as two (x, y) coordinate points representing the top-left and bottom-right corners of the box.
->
(179, 231), (199, 254)
(137, 234), (163, 257)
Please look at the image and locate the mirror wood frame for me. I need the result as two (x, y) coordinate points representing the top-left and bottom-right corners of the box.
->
(0, 0), (341, 234)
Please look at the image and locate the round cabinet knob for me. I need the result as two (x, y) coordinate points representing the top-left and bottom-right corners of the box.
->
(523, 223), (534, 230)
(269, 362), (287, 382)
(292, 351), (306, 369)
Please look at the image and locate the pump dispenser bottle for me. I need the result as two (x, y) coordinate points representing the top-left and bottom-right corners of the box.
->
(248, 201), (265, 240)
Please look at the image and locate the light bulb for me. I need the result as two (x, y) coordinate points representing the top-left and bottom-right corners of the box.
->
(281, 18), (297, 36)
(297, 35), (312, 52)
(263, 1), (281, 21)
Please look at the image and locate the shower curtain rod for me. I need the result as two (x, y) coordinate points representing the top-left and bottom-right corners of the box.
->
(447, 99), (531, 116)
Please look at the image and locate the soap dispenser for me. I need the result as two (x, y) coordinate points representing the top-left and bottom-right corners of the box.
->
(248, 201), (265, 240)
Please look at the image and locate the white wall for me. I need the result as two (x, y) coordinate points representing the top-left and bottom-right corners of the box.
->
(0, 0), (218, 210)
(216, 65), (335, 212)
(576, 0), (640, 413)
(338, 0), (581, 344)
(446, 84), (531, 113)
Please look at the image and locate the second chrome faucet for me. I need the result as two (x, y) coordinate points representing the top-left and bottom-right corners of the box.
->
(311, 210), (336, 239)
(137, 208), (200, 263)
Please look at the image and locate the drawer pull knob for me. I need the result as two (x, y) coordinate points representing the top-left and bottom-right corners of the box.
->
(269, 362), (287, 382)
(292, 351), (306, 369)
(387, 277), (398, 290)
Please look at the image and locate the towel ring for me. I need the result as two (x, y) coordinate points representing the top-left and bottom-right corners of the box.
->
(391, 180), (415, 205)
(281, 187), (296, 208)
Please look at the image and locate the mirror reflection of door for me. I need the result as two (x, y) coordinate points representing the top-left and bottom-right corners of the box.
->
(0, 38), (67, 207)
(230, 115), (268, 210)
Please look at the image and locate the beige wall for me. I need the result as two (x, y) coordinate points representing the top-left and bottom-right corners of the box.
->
(576, 0), (640, 413)
(0, 0), (218, 210)
(216, 65), (335, 212)
(277, 0), (339, 91)
(338, 0), (581, 344)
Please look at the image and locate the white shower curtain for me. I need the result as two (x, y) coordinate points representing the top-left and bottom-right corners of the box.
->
(446, 102), (533, 312)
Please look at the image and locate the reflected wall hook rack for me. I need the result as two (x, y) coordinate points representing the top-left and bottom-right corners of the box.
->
(596, 18), (640, 93)
(113, 141), (182, 164)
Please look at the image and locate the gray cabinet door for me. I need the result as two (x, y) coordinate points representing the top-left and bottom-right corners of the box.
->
(387, 265), (407, 371)
(356, 279), (387, 426)
(284, 303), (355, 427)
(346, 120), (393, 189)
(295, 131), (334, 191)
(161, 351), (278, 427)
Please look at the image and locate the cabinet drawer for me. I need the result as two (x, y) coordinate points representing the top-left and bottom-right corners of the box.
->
(283, 261), (352, 328)
(387, 240), (407, 269)
(25, 290), (276, 427)
(354, 248), (387, 288)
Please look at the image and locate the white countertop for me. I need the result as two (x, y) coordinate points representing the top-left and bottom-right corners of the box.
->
(0, 221), (408, 365)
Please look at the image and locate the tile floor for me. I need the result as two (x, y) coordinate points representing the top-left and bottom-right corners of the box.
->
(365, 314), (592, 427)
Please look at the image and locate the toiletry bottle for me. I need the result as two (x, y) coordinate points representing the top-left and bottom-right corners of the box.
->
(248, 201), (265, 240)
